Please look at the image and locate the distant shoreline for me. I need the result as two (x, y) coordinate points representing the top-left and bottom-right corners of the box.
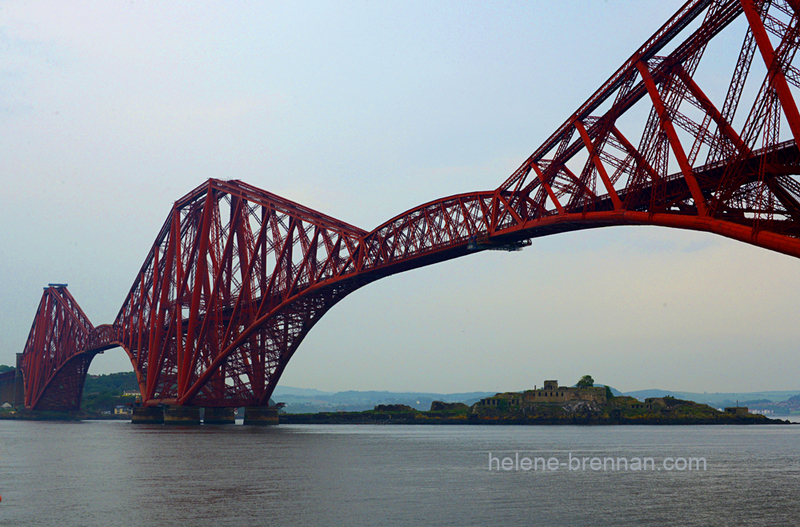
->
(0, 411), (791, 425)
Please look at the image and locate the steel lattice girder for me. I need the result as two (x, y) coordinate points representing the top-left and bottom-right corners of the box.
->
(112, 180), (369, 407)
(20, 0), (800, 410)
(21, 286), (95, 410)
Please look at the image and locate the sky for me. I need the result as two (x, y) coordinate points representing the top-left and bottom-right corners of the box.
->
(1, 1), (799, 395)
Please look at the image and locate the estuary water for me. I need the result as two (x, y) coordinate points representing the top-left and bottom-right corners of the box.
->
(1, 420), (798, 526)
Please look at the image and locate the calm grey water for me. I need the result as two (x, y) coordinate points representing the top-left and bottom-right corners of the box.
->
(1, 420), (798, 526)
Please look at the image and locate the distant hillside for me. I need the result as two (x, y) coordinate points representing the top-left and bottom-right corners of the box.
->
(624, 389), (679, 400)
(624, 389), (800, 408)
(73, 373), (800, 415)
(596, 385), (624, 397)
(84, 371), (139, 395)
(77, 376), (496, 413)
(272, 386), (496, 413)
(272, 386), (334, 397)
(275, 385), (800, 414)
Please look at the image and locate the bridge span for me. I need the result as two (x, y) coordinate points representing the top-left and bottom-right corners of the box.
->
(13, 0), (800, 418)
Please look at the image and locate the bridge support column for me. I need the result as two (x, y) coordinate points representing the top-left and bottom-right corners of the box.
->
(131, 406), (164, 424)
(243, 406), (279, 426)
(204, 407), (236, 425)
(164, 406), (201, 425)
(13, 354), (24, 408)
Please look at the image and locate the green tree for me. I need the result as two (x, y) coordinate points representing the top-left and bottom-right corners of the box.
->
(577, 375), (594, 387)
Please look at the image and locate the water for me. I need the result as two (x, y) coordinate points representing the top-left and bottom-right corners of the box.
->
(1, 421), (798, 526)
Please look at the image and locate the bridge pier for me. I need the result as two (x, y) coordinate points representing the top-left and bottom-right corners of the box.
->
(203, 407), (236, 425)
(243, 406), (279, 425)
(131, 406), (164, 424)
(163, 406), (201, 425)
(14, 353), (24, 408)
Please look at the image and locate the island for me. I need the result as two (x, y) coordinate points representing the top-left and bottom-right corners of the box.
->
(279, 378), (790, 425)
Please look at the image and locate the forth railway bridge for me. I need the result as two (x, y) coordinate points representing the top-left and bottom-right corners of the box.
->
(6, 0), (800, 423)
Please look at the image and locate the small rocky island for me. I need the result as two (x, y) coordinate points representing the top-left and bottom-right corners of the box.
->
(280, 377), (789, 425)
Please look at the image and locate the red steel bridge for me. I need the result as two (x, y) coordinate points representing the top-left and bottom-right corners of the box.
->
(16, 0), (800, 412)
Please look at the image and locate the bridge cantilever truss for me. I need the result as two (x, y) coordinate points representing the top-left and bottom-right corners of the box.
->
(19, 0), (800, 410)
(21, 286), (99, 411)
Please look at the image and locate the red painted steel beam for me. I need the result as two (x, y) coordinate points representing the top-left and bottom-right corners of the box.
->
(498, 0), (731, 194)
(637, 60), (709, 215)
(574, 120), (623, 210)
(20, 286), (99, 410)
(742, 0), (800, 145)
(21, 0), (800, 411)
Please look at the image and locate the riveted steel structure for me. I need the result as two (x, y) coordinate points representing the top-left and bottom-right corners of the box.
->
(113, 180), (370, 407)
(19, 0), (800, 410)
(21, 286), (100, 411)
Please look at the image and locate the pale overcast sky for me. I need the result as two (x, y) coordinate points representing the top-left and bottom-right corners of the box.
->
(2, 1), (799, 394)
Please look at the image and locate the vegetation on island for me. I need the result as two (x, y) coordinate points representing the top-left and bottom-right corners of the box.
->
(281, 402), (473, 425)
(280, 375), (789, 426)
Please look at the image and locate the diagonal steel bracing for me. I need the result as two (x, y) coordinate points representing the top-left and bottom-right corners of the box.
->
(20, 0), (800, 410)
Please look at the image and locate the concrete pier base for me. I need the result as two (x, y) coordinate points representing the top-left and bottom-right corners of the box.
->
(131, 406), (164, 424)
(163, 406), (201, 425)
(243, 406), (279, 426)
(204, 407), (236, 425)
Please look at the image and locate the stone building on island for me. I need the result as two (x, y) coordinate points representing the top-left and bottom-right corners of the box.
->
(478, 379), (608, 407)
